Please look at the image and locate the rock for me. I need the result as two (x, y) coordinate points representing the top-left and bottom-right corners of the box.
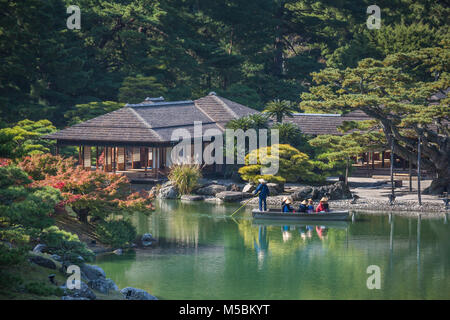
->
(61, 281), (96, 300)
(51, 254), (62, 262)
(1, 241), (12, 249)
(242, 183), (255, 193)
(32, 244), (47, 254)
(195, 184), (226, 196)
(227, 183), (240, 191)
(267, 183), (283, 195)
(62, 296), (90, 300)
(216, 191), (251, 202)
(291, 186), (314, 201)
(120, 287), (158, 300)
(80, 264), (106, 281)
(142, 233), (155, 247)
(291, 182), (352, 201)
(113, 248), (123, 255)
(157, 186), (178, 199)
(28, 255), (56, 269)
(141, 233), (155, 242)
(181, 195), (204, 201)
(88, 278), (119, 294)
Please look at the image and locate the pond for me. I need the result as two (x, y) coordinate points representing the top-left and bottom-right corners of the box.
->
(96, 200), (449, 300)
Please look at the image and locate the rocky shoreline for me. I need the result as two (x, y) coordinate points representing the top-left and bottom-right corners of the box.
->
(147, 179), (448, 215)
(30, 234), (159, 300)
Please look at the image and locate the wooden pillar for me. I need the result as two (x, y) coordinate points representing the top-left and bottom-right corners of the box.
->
(390, 139), (395, 200)
(144, 148), (148, 172)
(417, 136), (422, 205)
(409, 157), (413, 192)
(105, 147), (108, 172)
(371, 151), (375, 170)
(79, 146), (82, 167)
(152, 148), (155, 176)
(113, 147), (116, 173)
(124, 147), (127, 171)
(96, 147), (99, 170)
(55, 144), (59, 156)
(382, 151), (385, 168)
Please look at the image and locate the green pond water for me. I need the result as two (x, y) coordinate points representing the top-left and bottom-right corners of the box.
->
(96, 200), (449, 300)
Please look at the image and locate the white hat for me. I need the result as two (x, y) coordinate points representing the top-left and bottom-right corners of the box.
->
(258, 178), (266, 184)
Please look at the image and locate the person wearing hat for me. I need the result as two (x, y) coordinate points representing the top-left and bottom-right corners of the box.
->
(254, 178), (270, 211)
(282, 198), (294, 213)
(316, 197), (329, 213)
(298, 200), (308, 213)
(307, 199), (315, 213)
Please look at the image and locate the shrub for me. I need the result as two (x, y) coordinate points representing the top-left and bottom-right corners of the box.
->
(238, 144), (321, 183)
(96, 220), (137, 248)
(39, 226), (94, 263)
(168, 164), (202, 195)
(24, 281), (64, 296)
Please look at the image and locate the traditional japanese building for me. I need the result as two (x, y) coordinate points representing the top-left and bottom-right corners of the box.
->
(44, 93), (258, 178)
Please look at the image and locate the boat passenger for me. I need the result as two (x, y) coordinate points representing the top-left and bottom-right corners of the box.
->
(316, 197), (329, 213)
(282, 199), (294, 213)
(307, 199), (315, 213)
(281, 196), (288, 211)
(254, 178), (270, 211)
(298, 200), (308, 213)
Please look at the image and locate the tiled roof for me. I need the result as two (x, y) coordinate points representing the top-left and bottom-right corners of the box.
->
(285, 110), (370, 135)
(44, 94), (259, 144)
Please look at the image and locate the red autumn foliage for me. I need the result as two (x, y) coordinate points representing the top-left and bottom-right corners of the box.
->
(17, 154), (154, 221)
(0, 158), (11, 167)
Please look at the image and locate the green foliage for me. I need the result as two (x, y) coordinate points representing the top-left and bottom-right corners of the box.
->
(263, 100), (299, 123)
(301, 45), (449, 193)
(39, 226), (94, 263)
(238, 144), (320, 183)
(118, 76), (167, 104)
(24, 281), (64, 297)
(168, 164), (202, 195)
(271, 122), (306, 150)
(96, 220), (137, 248)
(64, 101), (124, 126)
(0, 120), (56, 159)
(0, 166), (60, 231)
(226, 114), (269, 131)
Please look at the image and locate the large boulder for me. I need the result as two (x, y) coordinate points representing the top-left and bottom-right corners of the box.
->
(80, 264), (106, 281)
(88, 278), (119, 294)
(195, 184), (226, 196)
(141, 233), (156, 247)
(120, 287), (158, 300)
(181, 195), (204, 201)
(242, 183), (255, 193)
(61, 281), (96, 300)
(28, 255), (56, 269)
(216, 191), (251, 202)
(157, 185), (178, 199)
(292, 182), (352, 201)
(32, 244), (47, 254)
(266, 183), (283, 195)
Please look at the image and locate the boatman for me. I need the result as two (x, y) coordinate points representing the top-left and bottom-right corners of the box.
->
(254, 178), (270, 211)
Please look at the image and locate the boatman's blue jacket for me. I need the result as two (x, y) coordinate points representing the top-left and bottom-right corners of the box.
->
(254, 183), (270, 198)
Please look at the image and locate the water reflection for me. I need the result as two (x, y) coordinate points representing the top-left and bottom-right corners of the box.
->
(96, 201), (449, 300)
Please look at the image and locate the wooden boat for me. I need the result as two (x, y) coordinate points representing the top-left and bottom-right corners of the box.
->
(252, 208), (349, 221)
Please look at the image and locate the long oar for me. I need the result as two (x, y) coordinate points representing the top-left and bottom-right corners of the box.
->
(230, 192), (259, 217)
